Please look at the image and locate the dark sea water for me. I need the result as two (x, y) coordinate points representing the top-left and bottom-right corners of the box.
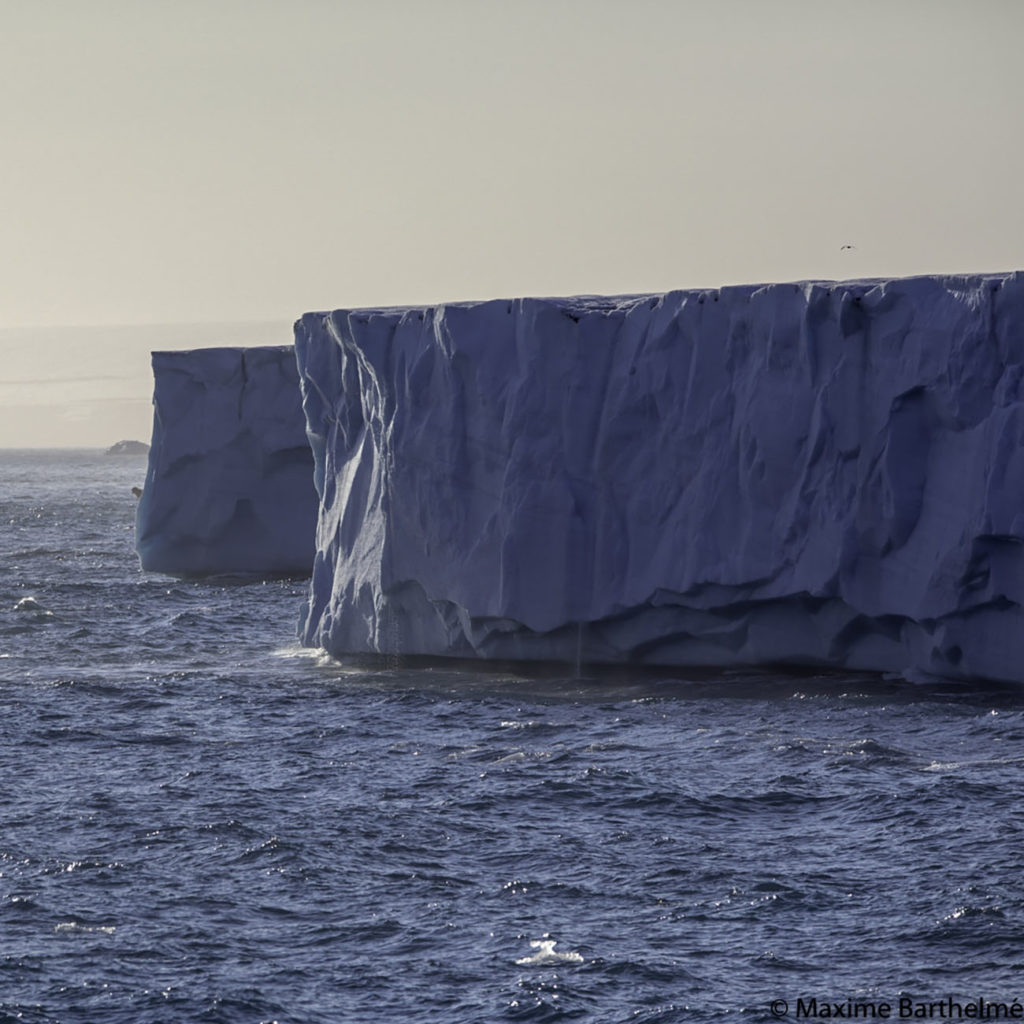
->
(3, 450), (1024, 1024)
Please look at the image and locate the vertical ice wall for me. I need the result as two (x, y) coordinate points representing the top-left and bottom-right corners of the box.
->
(296, 273), (1024, 684)
(136, 346), (317, 576)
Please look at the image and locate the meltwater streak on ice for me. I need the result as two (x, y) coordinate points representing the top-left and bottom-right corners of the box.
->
(4, 451), (1024, 1024)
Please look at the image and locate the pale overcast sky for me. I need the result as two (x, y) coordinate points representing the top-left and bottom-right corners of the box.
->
(1, 0), (1022, 443)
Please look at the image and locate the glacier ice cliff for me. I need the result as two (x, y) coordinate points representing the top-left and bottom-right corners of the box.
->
(136, 347), (318, 576)
(295, 272), (1024, 684)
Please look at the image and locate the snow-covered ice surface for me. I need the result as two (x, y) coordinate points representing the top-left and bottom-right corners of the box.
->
(296, 272), (1024, 684)
(136, 347), (318, 576)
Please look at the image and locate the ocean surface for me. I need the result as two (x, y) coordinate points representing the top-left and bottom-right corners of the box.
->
(3, 449), (1024, 1024)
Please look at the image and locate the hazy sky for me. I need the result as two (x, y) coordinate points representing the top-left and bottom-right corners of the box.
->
(1, 0), (1022, 443)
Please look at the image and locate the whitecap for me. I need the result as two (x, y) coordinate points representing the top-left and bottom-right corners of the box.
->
(13, 596), (54, 616)
(515, 938), (584, 966)
(55, 921), (116, 934)
(493, 751), (528, 765)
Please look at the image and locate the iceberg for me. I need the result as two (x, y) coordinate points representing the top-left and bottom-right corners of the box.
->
(295, 272), (1024, 684)
(136, 346), (318, 577)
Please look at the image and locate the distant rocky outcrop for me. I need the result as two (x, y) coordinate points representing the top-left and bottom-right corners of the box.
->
(106, 439), (150, 456)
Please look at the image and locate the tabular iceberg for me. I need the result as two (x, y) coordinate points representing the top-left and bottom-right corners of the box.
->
(136, 347), (318, 576)
(295, 272), (1024, 684)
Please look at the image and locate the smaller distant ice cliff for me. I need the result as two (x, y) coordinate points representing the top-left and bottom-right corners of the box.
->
(295, 272), (1024, 685)
(136, 347), (317, 577)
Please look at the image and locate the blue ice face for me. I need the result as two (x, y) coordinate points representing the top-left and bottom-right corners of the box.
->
(136, 345), (318, 578)
(294, 272), (1024, 685)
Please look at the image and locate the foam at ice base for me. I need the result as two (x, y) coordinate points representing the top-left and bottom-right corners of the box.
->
(295, 272), (1024, 685)
(136, 346), (317, 577)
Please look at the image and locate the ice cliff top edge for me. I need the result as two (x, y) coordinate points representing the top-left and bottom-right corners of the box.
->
(136, 346), (318, 577)
(296, 271), (1016, 321)
(294, 270), (1024, 685)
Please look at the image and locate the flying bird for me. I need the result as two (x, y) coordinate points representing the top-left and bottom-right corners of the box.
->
(840, 244), (856, 252)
